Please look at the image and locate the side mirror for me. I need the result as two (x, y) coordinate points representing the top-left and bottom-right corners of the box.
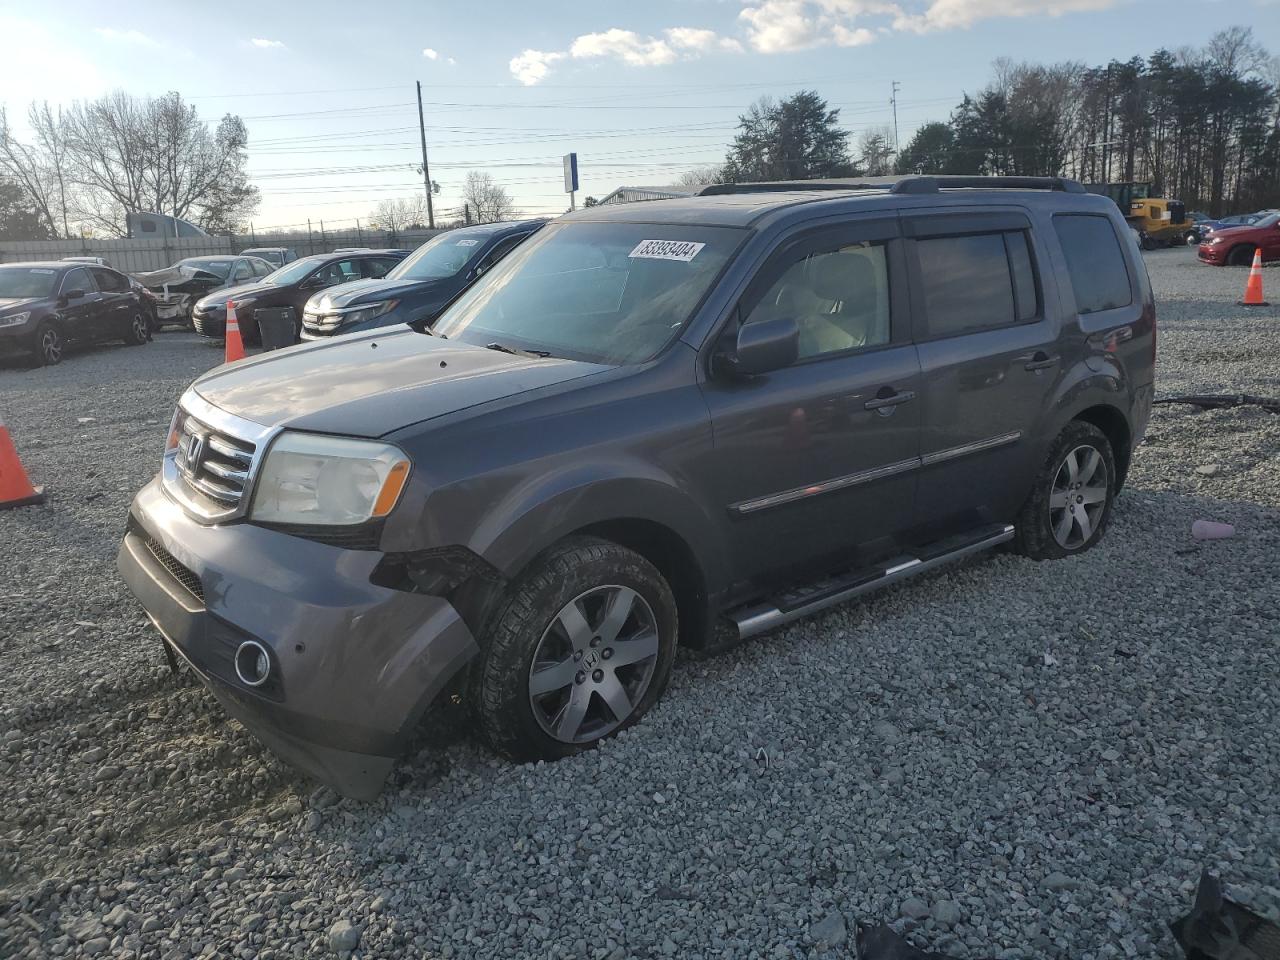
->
(727, 316), (799, 377)
(63, 288), (85, 301)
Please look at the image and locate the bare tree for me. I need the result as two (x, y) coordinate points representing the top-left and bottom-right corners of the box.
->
(369, 196), (431, 231)
(462, 171), (518, 223)
(858, 125), (896, 176)
(0, 106), (69, 237)
(674, 164), (722, 188)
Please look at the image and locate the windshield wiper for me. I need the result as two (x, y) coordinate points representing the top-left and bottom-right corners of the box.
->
(485, 341), (551, 358)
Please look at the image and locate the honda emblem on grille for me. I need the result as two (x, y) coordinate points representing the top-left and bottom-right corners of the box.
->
(184, 433), (205, 476)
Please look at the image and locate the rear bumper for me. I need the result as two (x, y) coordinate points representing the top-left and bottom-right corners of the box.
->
(116, 477), (479, 799)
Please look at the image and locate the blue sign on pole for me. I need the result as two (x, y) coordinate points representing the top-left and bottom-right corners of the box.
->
(563, 153), (579, 193)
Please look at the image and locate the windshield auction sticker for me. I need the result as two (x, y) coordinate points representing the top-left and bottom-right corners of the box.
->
(629, 239), (705, 262)
(457, 239), (480, 246)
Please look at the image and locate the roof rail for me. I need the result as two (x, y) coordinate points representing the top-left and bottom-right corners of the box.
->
(695, 175), (1086, 197)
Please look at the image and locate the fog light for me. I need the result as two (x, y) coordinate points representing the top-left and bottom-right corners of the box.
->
(234, 640), (271, 687)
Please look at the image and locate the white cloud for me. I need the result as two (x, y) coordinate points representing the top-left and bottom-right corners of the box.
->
(422, 47), (439, 60)
(570, 29), (677, 66)
(510, 49), (565, 86)
(250, 37), (286, 49)
(447, 57), (456, 65)
(893, 0), (1117, 32)
(510, 26), (741, 83)
(665, 27), (744, 53)
(93, 27), (160, 47)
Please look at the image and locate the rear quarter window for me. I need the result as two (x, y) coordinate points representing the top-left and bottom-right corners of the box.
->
(1053, 214), (1133, 314)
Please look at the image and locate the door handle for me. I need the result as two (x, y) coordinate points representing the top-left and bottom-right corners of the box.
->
(864, 390), (916, 411)
(1023, 352), (1059, 372)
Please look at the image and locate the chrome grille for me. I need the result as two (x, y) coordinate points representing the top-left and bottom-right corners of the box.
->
(175, 415), (255, 507)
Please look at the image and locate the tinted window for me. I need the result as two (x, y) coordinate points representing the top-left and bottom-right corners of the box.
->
(232, 260), (253, 282)
(90, 267), (128, 292)
(1053, 215), (1132, 314)
(61, 267), (95, 295)
(743, 241), (891, 360)
(916, 231), (1037, 337)
(479, 234), (527, 271)
(432, 221), (742, 365)
(251, 259), (273, 277)
(312, 258), (362, 286)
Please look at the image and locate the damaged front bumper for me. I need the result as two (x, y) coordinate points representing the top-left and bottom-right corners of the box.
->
(116, 477), (478, 799)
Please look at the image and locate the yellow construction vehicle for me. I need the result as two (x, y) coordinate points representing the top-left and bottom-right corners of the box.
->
(1084, 182), (1195, 249)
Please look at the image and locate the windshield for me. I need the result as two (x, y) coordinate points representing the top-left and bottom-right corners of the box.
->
(264, 257), (323, 285)
(180, 259), (233, 279)
(431, 221), (744, 365)
(387, 232), (486, 281)
(0, 266), (59, 299)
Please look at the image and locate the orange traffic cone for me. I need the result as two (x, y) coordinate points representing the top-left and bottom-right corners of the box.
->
(224, 300), (246, 362)
(1238, 249), (1269, 307)
(0, 412), (45, 509)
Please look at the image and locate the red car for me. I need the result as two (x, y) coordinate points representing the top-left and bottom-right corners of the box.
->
(1198, 211), (1280, 266)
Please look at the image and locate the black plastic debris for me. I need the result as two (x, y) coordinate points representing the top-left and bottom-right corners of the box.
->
(1171, 872), (1280, 960)
(855, 922), (998, 960)
(1154, 394), (1280, 414)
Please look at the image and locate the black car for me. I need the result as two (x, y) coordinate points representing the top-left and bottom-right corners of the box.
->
(135, 256), (276, 328)
(300, 220), (544, 340)
(0, 261), (152, 366)
(119, 176), (1155, 798)
(191, 251), (406, 344)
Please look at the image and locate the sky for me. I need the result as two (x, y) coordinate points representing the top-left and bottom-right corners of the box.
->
(2, 0), (1278, 232)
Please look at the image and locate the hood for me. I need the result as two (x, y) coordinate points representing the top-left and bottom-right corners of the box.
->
(312, 277), (450, 310)
(192, 327), (607, 436)
(0, 297), (41, 313)
(195, 281), (276, 309)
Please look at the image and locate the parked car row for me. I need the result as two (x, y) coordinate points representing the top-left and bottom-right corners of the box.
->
(1, 225), (548, 365)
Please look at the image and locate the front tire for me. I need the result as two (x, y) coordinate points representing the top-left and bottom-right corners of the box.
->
(32, 322), (63, 366)
(470, 537), (678, 762)
(1227, 245), (1257, 267)
(1015, 421), (1116, 560)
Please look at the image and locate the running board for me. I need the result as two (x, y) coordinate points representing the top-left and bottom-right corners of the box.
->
(728, 523), (1015, 640)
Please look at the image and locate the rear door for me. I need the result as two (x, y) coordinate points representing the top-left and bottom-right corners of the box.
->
(699, 217), (923, 586)
(903, 209), (1062, 536)
(89, 267), (130, 335)
(57, 267), (102, 341)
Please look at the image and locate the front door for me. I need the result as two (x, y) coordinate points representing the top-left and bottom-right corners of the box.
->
(903, 210), (1063, 536)
(699, 219), (922, 589)
(57, 267), (102, 341)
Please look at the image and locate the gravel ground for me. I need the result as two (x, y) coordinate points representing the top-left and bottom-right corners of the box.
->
(1, 247), (1277, 960)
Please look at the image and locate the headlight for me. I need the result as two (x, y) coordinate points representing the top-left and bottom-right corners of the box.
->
(0, 312), (30, 328)
(1207, 236), (1225, 244)
(249, 432), (410, 526)
(325, 299), (399, 328)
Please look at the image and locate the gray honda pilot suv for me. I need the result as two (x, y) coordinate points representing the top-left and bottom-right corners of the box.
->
(118, 176), (1155, 798)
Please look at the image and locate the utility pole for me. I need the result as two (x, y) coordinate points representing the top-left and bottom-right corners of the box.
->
(416, 81), (436, 230)
(890, 81), (901, 155)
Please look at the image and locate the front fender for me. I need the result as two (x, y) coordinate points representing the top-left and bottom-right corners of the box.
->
(470, 463), (729, 594)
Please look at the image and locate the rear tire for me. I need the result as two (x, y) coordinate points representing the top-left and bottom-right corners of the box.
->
(1014, 421), (1116, 560)
(469, 536), (678, 762)
(1227, 245), (1257, 267)
(122, 311), (149, 346)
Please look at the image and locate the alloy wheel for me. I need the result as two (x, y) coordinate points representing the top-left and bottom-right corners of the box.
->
(1048, 444), (1109, 550)
(131, 313), (149, 342)
(528, 584), (660, 744)
(40, 328), (62, 365)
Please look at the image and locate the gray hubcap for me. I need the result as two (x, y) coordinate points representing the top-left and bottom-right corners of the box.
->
(132, 314), (148, 340)
(528, 584), (660, 744)
(1049, 444), (1108, 549)
(41, 329), (62, 363)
